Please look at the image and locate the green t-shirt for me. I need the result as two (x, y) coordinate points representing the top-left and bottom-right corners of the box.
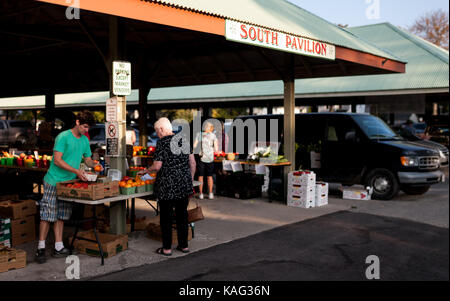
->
(44, 130), (92, 186)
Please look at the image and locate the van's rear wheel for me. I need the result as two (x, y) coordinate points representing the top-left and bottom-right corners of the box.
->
(401, 185), (431, 195)
(364, 168), (399, 200)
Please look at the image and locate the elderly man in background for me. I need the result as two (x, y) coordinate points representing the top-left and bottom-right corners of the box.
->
(140, 117), (196, 256)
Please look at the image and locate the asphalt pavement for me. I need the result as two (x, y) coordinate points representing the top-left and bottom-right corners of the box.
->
(93, 210), (449, 281)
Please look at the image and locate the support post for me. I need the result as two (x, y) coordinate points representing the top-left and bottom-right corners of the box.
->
(139, 86), (150, 146)
(283, 55), (295, 202)
(108, 15), (127, 235)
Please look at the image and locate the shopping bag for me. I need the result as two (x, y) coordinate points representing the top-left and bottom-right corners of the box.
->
(187, 202), (204, 222)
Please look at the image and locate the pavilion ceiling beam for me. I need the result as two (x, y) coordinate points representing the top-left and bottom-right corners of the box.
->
(77, 19), (109, 72)
(257, 48), (285, 81)
(0, 41), (68, 55)
(297, 55), (313, 77)
(207, 56), (228, 81)
(232, 52), (256, 81)
(176, 58), (203, 84)
(338, 61), (348, 75)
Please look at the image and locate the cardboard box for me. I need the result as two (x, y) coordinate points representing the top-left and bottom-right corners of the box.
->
(0, 247), (26, 273)
(11, 216), (35, 246)
(0, 218), (11, 231)
(288, 184), (316, 197)
(69, 230), (128, 258)
(146, 220), (192, 244)
(287, 195), (315, 209)
(0, 199), (37, 219)
(0, 195), (19, 201)
(83, 204), (109, 219)
(342, 186), (373, 201)
(288, 171), (316, 186)
(315, 182), (329, 207)
(57, 180), (105, 200)
(134, 216), (151, 231)
(103, 181), (119, 197)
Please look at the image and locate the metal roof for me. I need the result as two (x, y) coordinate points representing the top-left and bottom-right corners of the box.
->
(2, 23), (441, 110)
(146, 22), (449, 102)
(144, 0), (405, 63)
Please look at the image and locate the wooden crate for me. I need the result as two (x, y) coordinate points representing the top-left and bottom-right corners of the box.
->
(57, 180), (105, 200)
(103, 181), (119, 197)
(11, 216), (35, 246)
(69, 230), (128, 258)
(146, 220), (192, 245)
(0, 199), (37, 220)
(0, 247), (26, 273)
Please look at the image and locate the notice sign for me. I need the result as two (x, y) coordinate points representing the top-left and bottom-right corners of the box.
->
(105, 121), (119, 156)
(106, 96), (118, 122)
(225, 20), (335, 60)
(112, 61), (131, 96)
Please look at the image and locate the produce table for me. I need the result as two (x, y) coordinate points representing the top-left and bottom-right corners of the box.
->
(214, 160), (291, 202)
(59, 181), (201, 265)
(59, 191), (155, 265)
(0, 164), (48, 197)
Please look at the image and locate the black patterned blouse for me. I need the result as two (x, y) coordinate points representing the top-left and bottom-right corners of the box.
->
(154, 134), (193, 201)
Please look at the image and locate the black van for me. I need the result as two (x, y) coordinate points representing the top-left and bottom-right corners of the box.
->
(232, 113), (445, 200)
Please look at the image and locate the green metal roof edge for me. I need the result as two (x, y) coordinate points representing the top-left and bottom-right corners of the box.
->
(146, 0), (407, 63)
(280, 1), (407, 63)
(351, 22), (448, 64)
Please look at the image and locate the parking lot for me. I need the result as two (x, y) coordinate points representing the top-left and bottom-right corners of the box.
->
(1, 168), (447, 281)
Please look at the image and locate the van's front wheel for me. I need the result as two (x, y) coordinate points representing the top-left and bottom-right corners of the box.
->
(364, 168), (399, 200)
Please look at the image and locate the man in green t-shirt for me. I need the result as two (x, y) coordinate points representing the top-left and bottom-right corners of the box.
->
(35, 111), (102, 264)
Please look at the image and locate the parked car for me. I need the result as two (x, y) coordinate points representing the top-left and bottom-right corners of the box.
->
(392, 125), (449, 167)
(0, 120), (38, 147)
(234, 113), (444, 200)
(88, 123), (158, 152)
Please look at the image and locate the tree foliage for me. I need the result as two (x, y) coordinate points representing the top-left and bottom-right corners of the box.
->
(408, 9), (449, 50)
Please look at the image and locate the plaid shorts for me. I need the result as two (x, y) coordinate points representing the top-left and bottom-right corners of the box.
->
(39, 181), (72, 222)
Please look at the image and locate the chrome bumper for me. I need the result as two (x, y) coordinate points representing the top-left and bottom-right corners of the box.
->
(398, 170), (444, 185)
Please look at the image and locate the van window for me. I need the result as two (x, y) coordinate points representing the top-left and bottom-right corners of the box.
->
(296, 117), (325, 144)
(326, 119), (357, 142)
(353, 115), (400, 140)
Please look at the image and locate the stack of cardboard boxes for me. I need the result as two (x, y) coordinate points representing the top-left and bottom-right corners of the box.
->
(0, 198), (37, 246)
(0, 218), (11, 247)
(287, 171), (329, 208)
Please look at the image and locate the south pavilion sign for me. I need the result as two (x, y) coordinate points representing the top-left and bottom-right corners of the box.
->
(225, 20), (335, 61)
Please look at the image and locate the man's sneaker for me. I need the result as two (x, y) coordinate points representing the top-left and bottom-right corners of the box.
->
(35, 248), (46, 264)
(208, 193), (214, 200)
(199, 194), (204, 200)
(52, 247), (70, 258)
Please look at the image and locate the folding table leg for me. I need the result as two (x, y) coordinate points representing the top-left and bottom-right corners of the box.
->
(131, 198), (135, 232)
(92, 206), (104, 266)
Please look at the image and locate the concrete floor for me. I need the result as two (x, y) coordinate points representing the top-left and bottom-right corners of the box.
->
(1, 169), (448, 281)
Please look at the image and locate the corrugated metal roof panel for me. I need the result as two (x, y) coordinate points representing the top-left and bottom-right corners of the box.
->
(0, 95), (45, 110)
(144, 0), (405, 62)
(147, 23), (448, 101)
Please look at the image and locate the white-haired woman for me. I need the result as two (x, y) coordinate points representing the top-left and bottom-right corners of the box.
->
(193, 121), (219, 200)
(140, 117), (196, 256)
